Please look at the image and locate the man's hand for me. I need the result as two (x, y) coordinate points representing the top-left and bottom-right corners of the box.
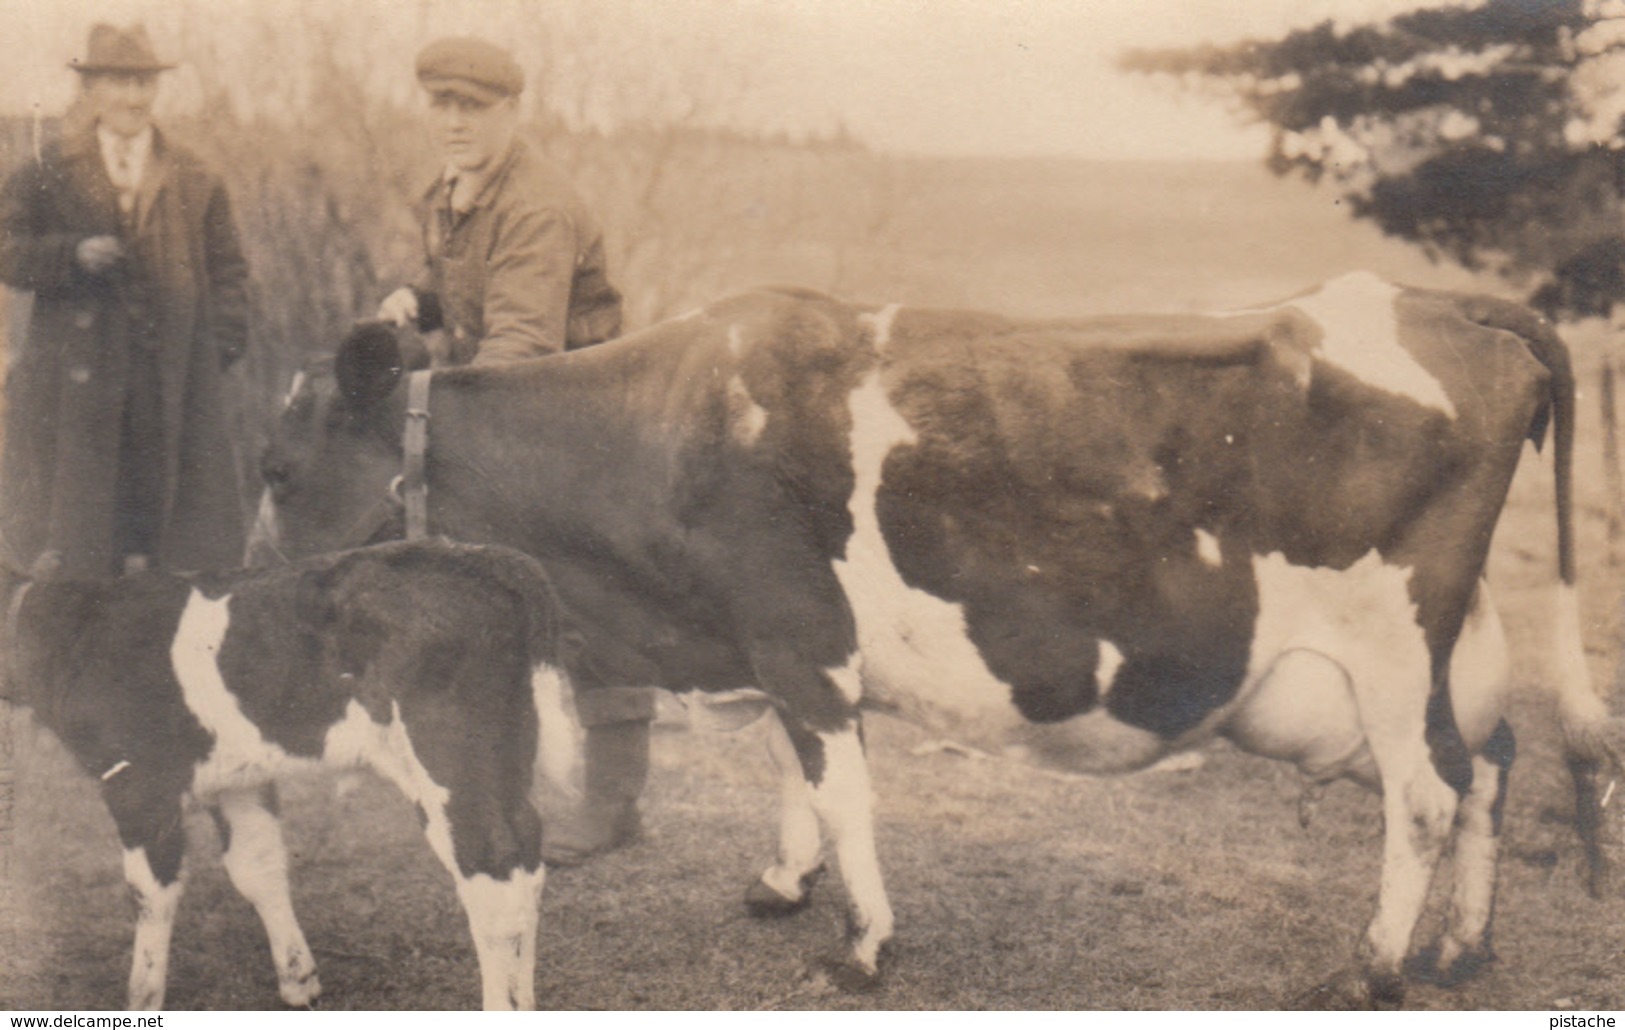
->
(377, 287), (420, 328)
(75, 235), (123, 275)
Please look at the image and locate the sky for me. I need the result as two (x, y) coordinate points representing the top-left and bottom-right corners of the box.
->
(0, 0), (1463, 160)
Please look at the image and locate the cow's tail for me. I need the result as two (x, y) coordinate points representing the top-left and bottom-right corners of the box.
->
(1497, 302), (1625, 893)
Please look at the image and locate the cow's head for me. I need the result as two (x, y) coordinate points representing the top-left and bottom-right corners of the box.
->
(250, 323), (431, 565)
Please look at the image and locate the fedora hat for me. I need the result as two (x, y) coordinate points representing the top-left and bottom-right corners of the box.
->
(69, 23), (175, 74)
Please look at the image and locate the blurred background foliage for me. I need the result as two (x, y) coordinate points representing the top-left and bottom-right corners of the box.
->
(0, 1), (906, 486)
(1124, 0), (1625, 321)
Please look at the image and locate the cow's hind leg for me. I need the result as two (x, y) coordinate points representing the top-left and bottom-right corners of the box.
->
(213, 784), (320, 1006)
(745, 711), (826, 916)
(1305, 660), (1459, 1008)
(1429, 724), (1513, 985)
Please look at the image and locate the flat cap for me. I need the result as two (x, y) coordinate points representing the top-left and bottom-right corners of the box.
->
(415, 37), (523, 104)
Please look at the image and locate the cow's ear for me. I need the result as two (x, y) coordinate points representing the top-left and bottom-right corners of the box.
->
(398, 333), (433, 373)
(334, 321), (405, 408)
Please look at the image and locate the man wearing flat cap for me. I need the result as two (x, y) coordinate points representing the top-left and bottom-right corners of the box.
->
(378, 36), (622, 364)
(0, 24), (250, 580)
(379, 37), (644, 864)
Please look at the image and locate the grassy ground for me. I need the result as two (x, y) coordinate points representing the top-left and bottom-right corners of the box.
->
(3, 157), (1624, 1010)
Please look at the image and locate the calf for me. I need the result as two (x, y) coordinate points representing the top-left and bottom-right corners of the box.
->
(1, 540), (572, 1010)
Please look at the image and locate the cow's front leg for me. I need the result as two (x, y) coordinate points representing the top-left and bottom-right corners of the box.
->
(787, 713), (892, 990)
(745, 711), (826, 916)
(213, 784), (321, 1006)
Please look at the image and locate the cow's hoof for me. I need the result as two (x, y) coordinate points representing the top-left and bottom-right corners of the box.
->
(1295, 968), (1402, 1010)
(1404, 944), (1494, 987)
(818, 946), (882, 994)
(744, 864), (825, 918)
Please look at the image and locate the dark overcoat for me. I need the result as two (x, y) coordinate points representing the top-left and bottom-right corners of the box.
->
(0, 124), (249, 577)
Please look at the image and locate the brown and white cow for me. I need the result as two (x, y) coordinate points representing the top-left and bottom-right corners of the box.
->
(1, 540), (575, 1010)
(255, 272), (1618, 1005)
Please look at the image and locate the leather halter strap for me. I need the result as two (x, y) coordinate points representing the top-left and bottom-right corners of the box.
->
(401, 370), (432, 541)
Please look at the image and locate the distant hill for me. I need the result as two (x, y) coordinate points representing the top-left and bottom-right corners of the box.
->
(857, 156), (1496, 317)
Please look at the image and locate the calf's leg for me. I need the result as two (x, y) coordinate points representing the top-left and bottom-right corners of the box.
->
(106, 781), (187, 1011)
(213, 784), (320, 1006)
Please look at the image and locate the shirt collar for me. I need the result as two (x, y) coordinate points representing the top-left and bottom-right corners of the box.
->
(97, 123), (154, 182)
(441, 139), (521, 214)
(97, 124), (153, 162)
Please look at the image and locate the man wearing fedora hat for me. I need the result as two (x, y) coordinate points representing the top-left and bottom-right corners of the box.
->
(0, 24), (250, 580)
(377, 37), (647, 864)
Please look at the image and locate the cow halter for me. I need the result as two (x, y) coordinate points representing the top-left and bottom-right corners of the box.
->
(343, 368), (432, 551)
(399, 370), (431, 541)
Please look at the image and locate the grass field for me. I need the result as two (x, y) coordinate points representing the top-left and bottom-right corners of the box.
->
(3, 156), (1624, 1011)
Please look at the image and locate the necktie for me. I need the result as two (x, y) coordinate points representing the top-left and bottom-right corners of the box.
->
(112, 138), (136, 218)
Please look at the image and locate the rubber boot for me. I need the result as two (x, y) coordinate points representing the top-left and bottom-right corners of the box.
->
(542, 687), (655, 867)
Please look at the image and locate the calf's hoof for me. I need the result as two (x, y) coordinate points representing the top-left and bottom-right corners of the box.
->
(818, 945), (883, 994)
(279, 971), (322, 1008)
(744, 864), (825, 918)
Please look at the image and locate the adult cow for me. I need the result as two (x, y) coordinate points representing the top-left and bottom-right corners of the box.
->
(255, 272), (1615, 1005)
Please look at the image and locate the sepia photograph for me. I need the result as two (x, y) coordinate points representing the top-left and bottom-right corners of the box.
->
(3, 0), (1625, 1012)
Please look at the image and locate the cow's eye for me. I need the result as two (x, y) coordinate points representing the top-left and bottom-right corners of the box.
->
(262, 458), (292, 487)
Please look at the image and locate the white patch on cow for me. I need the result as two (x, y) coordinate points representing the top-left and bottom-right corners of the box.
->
(859, 303), (902, 353)
(1236, 551), (1430, 777)
(727, 324), (746, 356)
(1448, 580), (1511, 748)
(1285, 271), (1457, 418)
(1096, 640), (1125, 698)
(833, 374), (1023, 742)
(759, 713), (823, 903)
(809, 727), (892, 973)
(1194, 528), (1223, 568)
(171, 592), (306, 790)
(531, 664), (580, 797)
(727, 373), (769, 445)
(1242, 547), (1463, 976)
(1551, 582), (1605, 734)
(825, 654), (865, 706)
(122, 847), (182, 1010)
(216, 790), (320, 1006)
(455, 868), (545, 1010)
(323, 697), (457, 863)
